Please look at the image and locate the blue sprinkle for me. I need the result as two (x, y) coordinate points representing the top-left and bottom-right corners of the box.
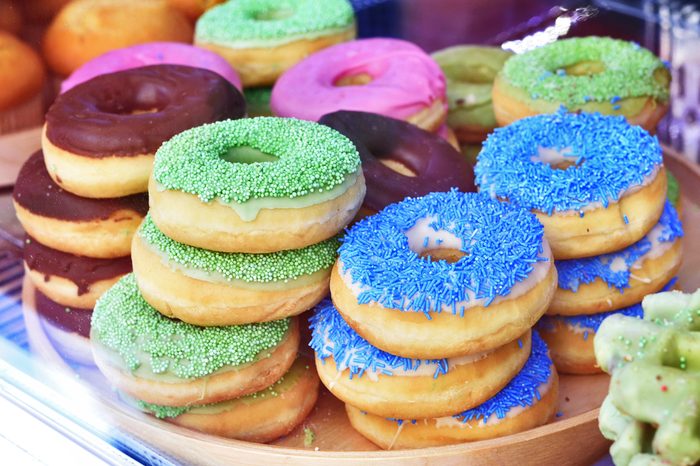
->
(556, 411), (564, 418)
(556, 68), (566, 76)
(623, 214), (629, 224)
(309, 300), (452, 379)
(518, 338), (523, 349)
(339, 191), (546, 314)
(662, 59), (671, 69)
(531, 93), (540, 100)
(436, 239), (444, 245)
(610, 96), (621, 104)
(556, 202), (682, 292)
(475, 110), (663, 214)
(583, 96), (592, 103)
(613, 104), (621, 111)
(423, 236), (429, 247)
(583, 330), (589, 341)
(579, 211), (585, 218)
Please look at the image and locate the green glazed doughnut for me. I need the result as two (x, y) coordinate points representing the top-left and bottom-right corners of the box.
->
(91, 274), (291, 379)
(432, 45), (511, 143)
(493, 37), (670, 132)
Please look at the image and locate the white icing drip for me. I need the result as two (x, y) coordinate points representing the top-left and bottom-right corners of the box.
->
(643, 220), (676, 260)
(609, 256), (629, 273)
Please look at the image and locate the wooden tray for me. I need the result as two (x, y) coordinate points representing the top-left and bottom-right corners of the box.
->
(8, 127), (700, 465)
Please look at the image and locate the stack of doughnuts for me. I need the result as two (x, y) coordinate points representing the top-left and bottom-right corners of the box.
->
(92, 116), (365, 441)
(311, 190), (560, 449)
(475, 109), (683, 374)
(14, 57), (244, 363)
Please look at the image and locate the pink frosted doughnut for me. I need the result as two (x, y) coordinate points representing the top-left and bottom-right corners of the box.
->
(271, 38), (447, 132)
(61, 42), (242, 93)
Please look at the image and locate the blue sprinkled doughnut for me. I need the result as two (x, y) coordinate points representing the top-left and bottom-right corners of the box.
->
(331, 190), (557, 359)
(309, 299), (531, 419)
(344, 331), (558, 449)
(538, 278), (676, 375)
(475, 110), (667, 260)
(551, 201), (683, 315)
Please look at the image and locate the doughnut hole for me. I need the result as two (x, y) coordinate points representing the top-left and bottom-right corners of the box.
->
(563, 60), (605, 76)
(405, 217), (467, 263)
(420, 248), (465, 263)
(532, 146), (579, 170)
(378, 159), (417, 177)
(334, 72), (374, 87)
(221, 146), (278, 164)
(96, 84), (170, 115)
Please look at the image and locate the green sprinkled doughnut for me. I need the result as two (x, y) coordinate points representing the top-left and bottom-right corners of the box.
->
(432, 45), (511, 136)
(501, 37), (669, 109)
(91, 274), (290, 379)
(153, 117), (361, 204)
(196, 0), (354, 44)
(139, 213), (339, 283)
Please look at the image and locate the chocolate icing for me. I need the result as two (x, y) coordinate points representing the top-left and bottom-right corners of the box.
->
(24, 235), (132, 295)
(35, 290), (92, 338)
(13, 151), (149, 221)
(45, 64), (246, 157)
(319, 110), (476, 211)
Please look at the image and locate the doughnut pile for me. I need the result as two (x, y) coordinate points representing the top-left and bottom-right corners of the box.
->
(91, 116), (364, 441)
(476, 109), (682, 374)
(595, 288), (700, 466)
(310, 191), (559, 448)
(492, 37), (670, 133)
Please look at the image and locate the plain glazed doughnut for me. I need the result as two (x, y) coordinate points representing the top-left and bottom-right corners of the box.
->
(332, 190), (556, 359)
(44, 65), (245, 198)
(132, 214), (338, 326)
(61, 42), (242, 93)
(13, 151), (148, 258)
(195, 0), (355, 87)
(134, 357), (319, 442)
(24, 235), (131, 308)
(492, 37), (670, 132)
(475, 110), (666, 259)
(551, 201), (683, 315)
(91, 275), (299, 406)
(310, 300), (531, 419)
(345, 332), (558, 449)
(149, 117), (364, 253)
(319, 110), (475, 215)
(271, 38), (447, 132)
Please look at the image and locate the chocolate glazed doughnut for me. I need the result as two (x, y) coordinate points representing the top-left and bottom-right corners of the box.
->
(42, 64), (246, 198)
(319, 111), (475, 213)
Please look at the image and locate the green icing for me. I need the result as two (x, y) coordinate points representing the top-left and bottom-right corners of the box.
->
(139, 213), (339, 282)
(243, 87), (273, 117)
(153, 117), (361, 203)
(667, 171), (680, 207)
(196, 0), (354, 44)
(502, 37), (670, 107)
(91, 274), (290, 379)
(433, 46), (511, 129)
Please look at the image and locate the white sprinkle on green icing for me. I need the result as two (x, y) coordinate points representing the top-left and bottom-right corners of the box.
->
(502, 37), (669, 106)
(139, 213), (339, 282)
(153, 117), (361, 203)
(196, 0), (354, 43)
(91, 274), (290, 379)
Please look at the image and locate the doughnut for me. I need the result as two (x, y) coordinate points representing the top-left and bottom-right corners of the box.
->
(319, 110), (475, 215)
(60, 42), (242, 93)
(551, 201), (683, 315)
(345, 332), (559, 449)
(332, 190), (556, 359)
(43, 64), (245, 199)
(492, 37), (670, 133)
(244, 87), (273, 118)
(133, 357), (319, 442)
(166, 0), (223, 21)
(149, 117), (364, 253)
(271, 38), (447, 133)
(667, 171), (682, 213)
(34, 290), (94, 366)
(91, 274), (299, 406)
(432, 45), (511, 144)
(195, 0), (355, 87)
(24, 235), (131, 308)
(475, 110), (666, 260)
(310, 300), (531, 419)
(0, 32), (45, 134)
(132, 214), (338, 326)
(42, 0), (193, 76)
(13, 151), (148, 258)
(0, 1), (22, 35)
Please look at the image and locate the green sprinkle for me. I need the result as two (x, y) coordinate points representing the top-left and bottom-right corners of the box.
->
(196, 0), (354, 43)
(140, 214), (339, 283)
(304, 427), (316, 447)
(153, 117), (360, 204)
(91, 275), (290, 379)
(502, 37), (669, 106)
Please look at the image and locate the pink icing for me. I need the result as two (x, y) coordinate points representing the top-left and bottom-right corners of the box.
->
(270, 38), (446, 122)
(60, 42), (242, 93)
